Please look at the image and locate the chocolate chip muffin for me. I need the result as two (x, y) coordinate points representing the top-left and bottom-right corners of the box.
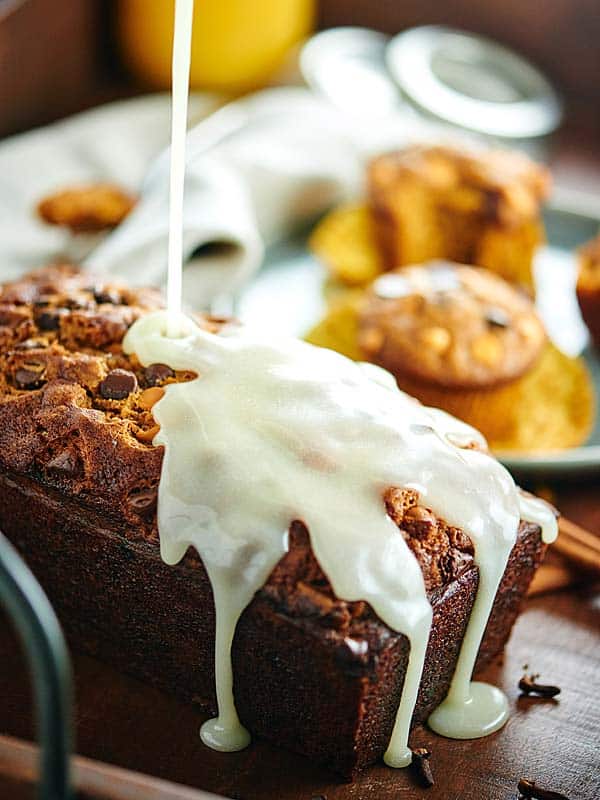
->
(307, 262), (594, 453)
(358, 262), (545, 390)
(576, 234), (600, 348)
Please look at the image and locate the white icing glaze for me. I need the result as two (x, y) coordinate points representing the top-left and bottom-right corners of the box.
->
(147, 0), (558, 760)
(518, 493), (558, 546)
(123, 311), (556, 763)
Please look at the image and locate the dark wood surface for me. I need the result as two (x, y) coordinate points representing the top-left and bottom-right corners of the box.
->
(0, 573), (598, 800)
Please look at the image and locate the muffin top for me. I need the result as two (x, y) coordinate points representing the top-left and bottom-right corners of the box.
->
(358, 261), (546, 389)
(368, 144), (551, 227)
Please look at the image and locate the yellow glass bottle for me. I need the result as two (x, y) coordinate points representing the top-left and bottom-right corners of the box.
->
(116, 0), (316, 93)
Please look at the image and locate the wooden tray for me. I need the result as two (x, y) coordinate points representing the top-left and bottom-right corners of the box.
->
(1, 585), (598, 799)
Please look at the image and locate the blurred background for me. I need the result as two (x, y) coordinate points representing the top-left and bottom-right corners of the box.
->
(3, 0), (600, 112)
(1, 0), (599, 190)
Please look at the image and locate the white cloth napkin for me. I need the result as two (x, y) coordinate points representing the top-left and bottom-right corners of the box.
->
(0, 93), (217, 280)
(0, 86), (434, 308)
(86, 86), (426, 305)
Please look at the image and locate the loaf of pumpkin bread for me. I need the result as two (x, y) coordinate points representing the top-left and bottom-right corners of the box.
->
(0, 265), (546, 777)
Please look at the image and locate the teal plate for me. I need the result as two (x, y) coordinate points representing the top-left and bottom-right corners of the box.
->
(237, 204), (600, 479)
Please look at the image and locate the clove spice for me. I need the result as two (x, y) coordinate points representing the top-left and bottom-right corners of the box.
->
(518, 673), (561, 698)
(411, 747), (434, 788)
(518, 778), (570, 799)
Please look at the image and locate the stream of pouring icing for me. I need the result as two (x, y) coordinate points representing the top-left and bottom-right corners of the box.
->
(123, 312), (557, 766)
(166, 0), (194, 336)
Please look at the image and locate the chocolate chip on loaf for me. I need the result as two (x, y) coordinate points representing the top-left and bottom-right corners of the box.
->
(99, 369), (138, 400)
(126, 486), (158, 519)
(94, 288), (123, 306)
(15, 364), (46, 390)
(144, 363), (175, 386)
(36, 308), (65, 332)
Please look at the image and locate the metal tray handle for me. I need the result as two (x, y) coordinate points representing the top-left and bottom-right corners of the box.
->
(0, 530), (73, 800)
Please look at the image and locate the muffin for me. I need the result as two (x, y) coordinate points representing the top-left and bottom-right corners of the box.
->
(576, 234), (600, 348)
(307, 261), (594, 453)
(38, 183), (136, 233)
(37, 183), (137, 263)
(367, 145), (551, 291)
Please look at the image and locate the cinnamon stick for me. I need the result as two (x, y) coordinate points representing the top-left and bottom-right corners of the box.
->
(552, 517), (600, 575)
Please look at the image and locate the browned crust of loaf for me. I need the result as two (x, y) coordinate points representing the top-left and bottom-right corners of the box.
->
(0, 470), (545, 777)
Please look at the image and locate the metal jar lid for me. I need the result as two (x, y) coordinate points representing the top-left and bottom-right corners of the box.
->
(386, 26), (563, 139)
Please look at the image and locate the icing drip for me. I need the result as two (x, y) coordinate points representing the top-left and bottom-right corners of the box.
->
(123, 311), (556, 763)
(429, 482), (557, 740)
(518, 493), (558, 546)
(427, 548), (513, 739)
